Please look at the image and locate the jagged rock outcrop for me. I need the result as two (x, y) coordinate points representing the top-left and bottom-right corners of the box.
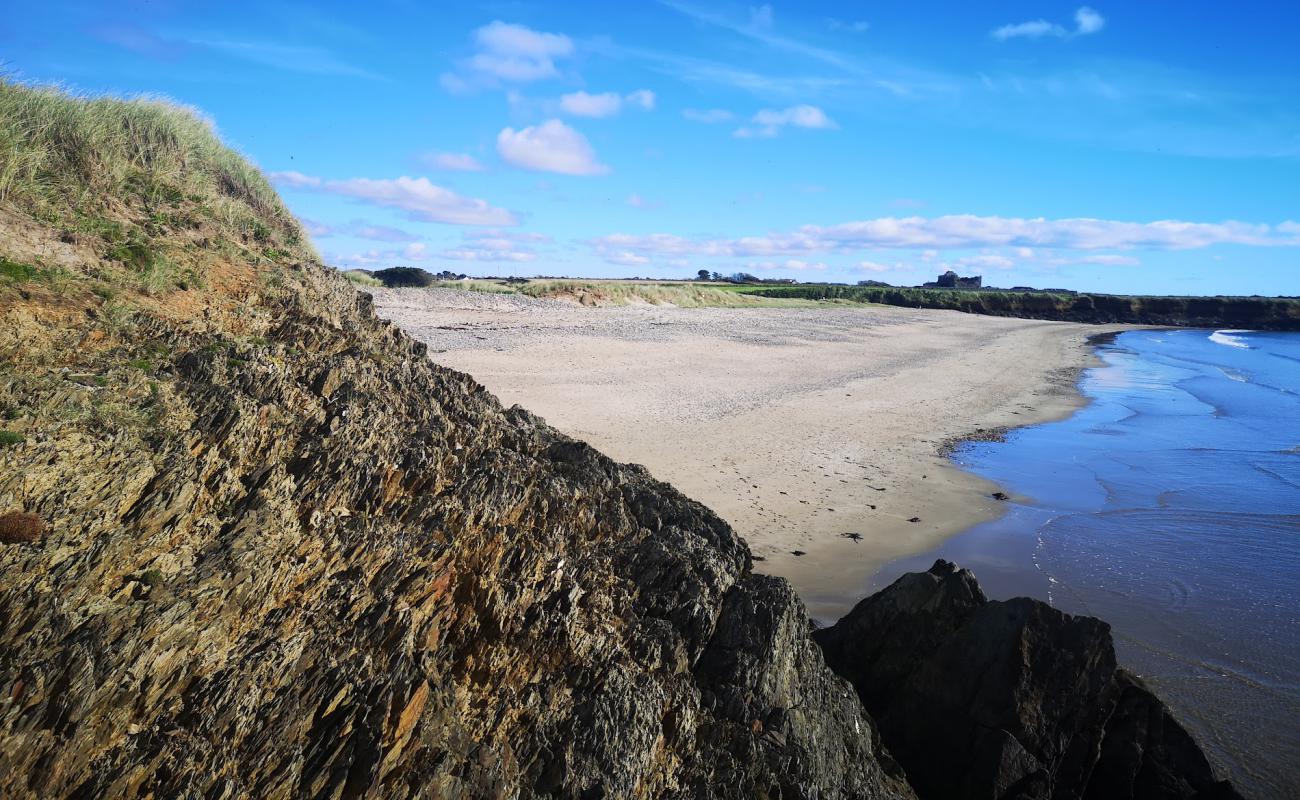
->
(814, 560), (1242, 800)
(0, 254), (912, 798)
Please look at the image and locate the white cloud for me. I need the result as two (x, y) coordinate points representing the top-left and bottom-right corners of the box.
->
(424, 152), (485, 172)
(497, 119), (610, 175)
(333, 229), (544, 267)
(442, 246), (536, 262)
(683, 108), (735, 123)
(559, 89), (656, 117)
(991, 20), (1066, 41)
(627, 194), (663, 210)
(1055, 253), (1140, 266)
(441, 21), (573, 91)
(309, 221), (420, 242)
(464, 228), (553, 244)
(587, 215), (1300, 259)
(270, 172), (517, 226)
(951, 253), (1016, 270)
(992, 6), (1106, 41)
(735, 105), (837, 138)
(1075, 7), (1105, 35)
(605, 251), (651, 266)
(746, 259), (827, 271)
(299, 216), (332, 236)
(749, 4), (774, 28)
(270, 170), (320, 188)
(857, 260), (892, 272)
(560, 91), (622, 118)
(626, 89), (656, 110)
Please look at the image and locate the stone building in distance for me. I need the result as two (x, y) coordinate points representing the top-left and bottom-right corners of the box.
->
(924, 270), (982, 289)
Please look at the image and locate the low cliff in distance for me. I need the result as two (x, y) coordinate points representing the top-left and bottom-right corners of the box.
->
(752, 284), (1300, 330)
(0, 82), (1241, 798)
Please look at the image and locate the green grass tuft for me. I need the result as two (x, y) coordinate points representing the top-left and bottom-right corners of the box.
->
(0, 430), (24, 447)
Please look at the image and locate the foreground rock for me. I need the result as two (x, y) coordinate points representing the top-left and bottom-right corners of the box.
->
(815, 560), (1243, 800)
(0, 261), (915, 798)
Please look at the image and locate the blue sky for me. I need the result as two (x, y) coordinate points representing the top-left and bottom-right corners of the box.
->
(5, 1), (1299, 295)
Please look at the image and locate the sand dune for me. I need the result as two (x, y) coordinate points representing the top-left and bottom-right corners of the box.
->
(374, 287), (1115, 621)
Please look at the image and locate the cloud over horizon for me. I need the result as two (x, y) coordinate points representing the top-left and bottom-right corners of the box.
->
(588, 215), (1300, 261)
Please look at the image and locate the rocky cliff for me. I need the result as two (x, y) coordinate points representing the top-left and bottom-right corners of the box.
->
(0, 260), (911, 798)
(815, 561), (1244, 800)
(0, 82), (1241, 799)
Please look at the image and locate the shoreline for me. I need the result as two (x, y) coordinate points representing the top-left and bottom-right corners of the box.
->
(373, 287), (1124, 621)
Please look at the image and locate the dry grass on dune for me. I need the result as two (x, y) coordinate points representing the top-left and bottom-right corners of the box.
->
(0, 79), (314, 304)
(416, 278), (809, 307)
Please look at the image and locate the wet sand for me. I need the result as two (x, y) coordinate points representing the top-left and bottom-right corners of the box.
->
(373, 287), (1115, 621)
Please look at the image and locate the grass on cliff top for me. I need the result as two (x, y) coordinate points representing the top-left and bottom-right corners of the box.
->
(0, 79), (314, 273)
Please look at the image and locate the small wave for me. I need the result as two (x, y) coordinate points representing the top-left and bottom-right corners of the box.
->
(1209, 330), (1252, 349)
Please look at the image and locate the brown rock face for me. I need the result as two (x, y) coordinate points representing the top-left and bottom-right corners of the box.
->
(814, 560), (1242, 800)
(0, 258), (910, 799)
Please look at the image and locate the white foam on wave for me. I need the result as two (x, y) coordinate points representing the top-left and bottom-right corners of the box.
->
(1209, 329), (1252, 349)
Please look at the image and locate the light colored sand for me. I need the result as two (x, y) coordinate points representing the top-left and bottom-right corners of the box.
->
(373, 288), (1114, 621)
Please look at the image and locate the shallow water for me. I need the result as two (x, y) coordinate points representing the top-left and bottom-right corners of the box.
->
(869, 329), (1300, 799)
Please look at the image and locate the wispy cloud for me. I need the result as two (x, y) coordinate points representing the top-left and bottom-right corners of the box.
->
(587, 215), (1300, 260)
(497, 119), (610, 175)
(270, 172), (516, 226)
(189, 38), (382, 79)
(559, 89), (656, 118)
(735, 105), (837, 138)
(992, 6), (1106, 41)
(441, 21), (574, 92)
(421, 152), (486, 172)
(92, 24), (381, 78)
(627, 194), (663, 210)
(659, 0), (860, 74)
(604, 251), (651, 267)
(330, 227), (549, 268)
(745, 259), (827, 271)
(308, 219), (421, 242)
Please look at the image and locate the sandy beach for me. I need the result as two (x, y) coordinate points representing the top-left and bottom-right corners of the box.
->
(373, 287), (1112, 621)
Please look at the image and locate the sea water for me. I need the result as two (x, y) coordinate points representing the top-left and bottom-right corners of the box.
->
(871, 329), (1300, 799)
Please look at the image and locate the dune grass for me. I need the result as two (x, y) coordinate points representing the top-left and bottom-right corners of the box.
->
(343, 269), (383, 287)
(427, 279), (518, 294)
(514, 280), (776, 307)
(0, 79), (313, 268)
(397, 278), (825, 307)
